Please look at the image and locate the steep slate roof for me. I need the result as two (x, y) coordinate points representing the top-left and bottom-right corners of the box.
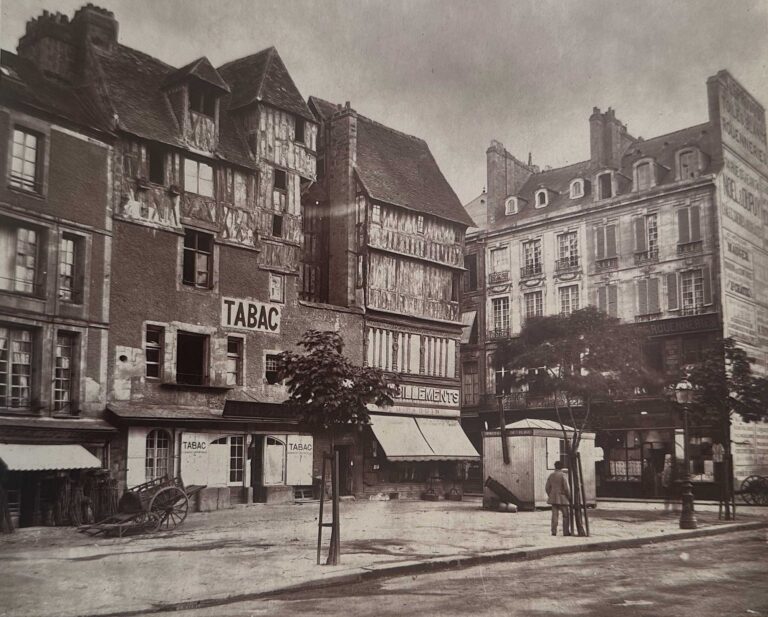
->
(463, 192), (486, 232)
(307, 95), (338, 121)
(164, 56), (230, 92)
(218, 47), (314, 121)
(0, 50), (108, 131)
(500, 121), (714, 229)
(357, 114), (474, 227)
(91, 44), (251, 167)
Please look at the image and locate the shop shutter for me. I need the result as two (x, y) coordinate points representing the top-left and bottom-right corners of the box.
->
(634, 218), (646, 252)
(678, 208), (690, 244)
(690, 205), (701, 241)
(702, 265), (712, 304)
(667, 272), (679, 310)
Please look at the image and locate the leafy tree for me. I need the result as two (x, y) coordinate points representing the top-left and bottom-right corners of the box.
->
(494, 306), (659, 535)
(276, 329), (398, 433)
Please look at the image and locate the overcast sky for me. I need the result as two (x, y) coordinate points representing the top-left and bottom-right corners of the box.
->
(3, 0), (767, 204)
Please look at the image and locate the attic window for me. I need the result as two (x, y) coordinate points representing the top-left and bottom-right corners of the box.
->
(597, 172), (613, 200)
(189, 83), (216, 117)
(534, 189), (548, 208)
(678, 149), (699, 180)
(295, 117), (305, 144)
(569, 179), (584, 199)
(505, 197), (518, 215)
(634, 161), (653, 191)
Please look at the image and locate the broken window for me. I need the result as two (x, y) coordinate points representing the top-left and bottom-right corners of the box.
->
(189, 83), (216, 117)
(145, 325), (164, 379)
(269, 273), (284, 302)
(272, 214), (283, 238)
(176, 331), (208, 386)
(294, 117), (305, 144)
(226, 337), (243, 386)
(0, 222), (39, 295)
(273, 168), (287, 192)
(182, 229), (213, 288)
(265, 354), (281, 384)
(597, 172), (613, 199)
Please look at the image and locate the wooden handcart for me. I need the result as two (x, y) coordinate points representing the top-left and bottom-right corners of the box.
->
(78, 476), (204, 537)
(736, 475), (768, 506)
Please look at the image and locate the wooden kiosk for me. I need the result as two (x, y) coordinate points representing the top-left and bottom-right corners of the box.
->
(482, 419), (602, 510)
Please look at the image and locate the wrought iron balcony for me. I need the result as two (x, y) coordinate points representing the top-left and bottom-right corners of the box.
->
(595, 257), (618, 271)
(488, 270), (510, 284)
(634, 312), (663, 322)
(487, 327), (511, 340)
(555, 256), (580, 273)
(677, 240), (703, 256)
(680, 304), (710, 316)
(634, 249), (659, 265)
(484, 392), (584, 410)
(520, 264), (543, 279)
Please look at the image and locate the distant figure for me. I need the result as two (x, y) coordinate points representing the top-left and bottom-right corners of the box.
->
(661, 454), (674, 512)
(545, 461), (571, 536)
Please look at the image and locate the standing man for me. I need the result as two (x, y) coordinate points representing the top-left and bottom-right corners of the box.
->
(546, 461), (571, 536)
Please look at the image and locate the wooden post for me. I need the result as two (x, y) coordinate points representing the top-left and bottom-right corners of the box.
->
(326, 450), (340, 565)
(498, 396), (510, 465)
(577, 452), (590, 536)
(316, 455), (327, 565)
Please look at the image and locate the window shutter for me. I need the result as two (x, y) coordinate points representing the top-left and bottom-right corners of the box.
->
(678, 208), (690, 244)
(637, 279), (648, 315)
(608, 285), (618, 317)
(702, 265), (712, 304)
(649, 278), (660, 314)
(596, 227), (606, 260)
(606, 225), (617, 257)
(597, 286), (607, 312)
(634, 218), (646, 252)
(667, 272), (678, 310)
(690, 205), (701, 241)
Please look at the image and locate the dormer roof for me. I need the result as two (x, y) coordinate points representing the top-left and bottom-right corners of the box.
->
(218, 47), (314, 121)
(164, 56), (230, 92)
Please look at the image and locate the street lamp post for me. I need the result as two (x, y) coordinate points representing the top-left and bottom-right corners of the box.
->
(675, 379), (698, 530)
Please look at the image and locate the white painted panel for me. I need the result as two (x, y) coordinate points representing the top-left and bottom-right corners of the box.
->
(126, 427), (148, 488)
(285, 435), (313, 485)
(180, 432), (210, 486)
(264, 435), (286, 485)
(207, 441), (230, 487)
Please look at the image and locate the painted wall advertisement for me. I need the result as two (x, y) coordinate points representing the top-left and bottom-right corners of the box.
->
(709, 71), (768, 479)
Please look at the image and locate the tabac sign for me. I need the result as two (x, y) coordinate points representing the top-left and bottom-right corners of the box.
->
(222, 297), (281, 333)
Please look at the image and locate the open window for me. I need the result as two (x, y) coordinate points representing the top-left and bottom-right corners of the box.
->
(597, 172), (613, 199)
(176, 331), (208, 385)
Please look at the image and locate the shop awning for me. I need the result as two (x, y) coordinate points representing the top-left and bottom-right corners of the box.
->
(0, 443), (103, 471)
(460, 311), (477, 344)
(369, 415), (480, 461)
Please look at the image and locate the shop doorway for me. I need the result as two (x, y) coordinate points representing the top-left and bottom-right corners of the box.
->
(641, 441), (672, 499)
(334, 445), (353, 496)
(250, 436), (265, 503)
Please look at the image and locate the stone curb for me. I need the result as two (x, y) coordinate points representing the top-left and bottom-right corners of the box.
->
(78, 521), (768, 617)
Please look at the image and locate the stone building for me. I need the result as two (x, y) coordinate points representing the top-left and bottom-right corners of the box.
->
(308, 98), (479, 499)
(461, 71), (768, 499)
(0, 9), (116, 527)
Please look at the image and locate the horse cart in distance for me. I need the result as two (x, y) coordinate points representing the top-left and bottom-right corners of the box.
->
(78, 476), (204, 537)
(737, 475), (768, 506)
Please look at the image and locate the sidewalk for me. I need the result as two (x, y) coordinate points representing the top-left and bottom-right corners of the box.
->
(1, 499), (766, 617)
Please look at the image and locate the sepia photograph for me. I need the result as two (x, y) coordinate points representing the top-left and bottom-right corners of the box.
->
(0, 1), (767, 615)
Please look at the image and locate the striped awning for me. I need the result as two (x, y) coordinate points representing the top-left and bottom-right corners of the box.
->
(369, 415), (480, 461)
(0, 444), (103, 471)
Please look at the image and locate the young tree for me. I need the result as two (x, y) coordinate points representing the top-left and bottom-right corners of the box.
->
(494, 306), (659, 535)
(682, 337), (768, 517)
(275, 330), (397, 563)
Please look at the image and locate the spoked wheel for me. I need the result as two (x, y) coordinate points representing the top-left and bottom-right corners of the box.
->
(132, 510), (162, 533)
(149, 486), (189, 531)
(740, 476), (762, 505)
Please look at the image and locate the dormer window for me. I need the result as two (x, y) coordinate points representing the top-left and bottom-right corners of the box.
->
(534, 189), (548, 208)
(189, 82), (216, 117)
(677, 149), (700, 180)
(597, 172), (613, 200)
(569, 179), (584, 199)
(633, 159), (655, 192)
(505, 197), (518, 215)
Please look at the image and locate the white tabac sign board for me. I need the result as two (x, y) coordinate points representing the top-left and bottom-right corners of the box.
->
(222, 297), (281, 334)
(285, 435), (313, 486)
(181, 432), (210, 486)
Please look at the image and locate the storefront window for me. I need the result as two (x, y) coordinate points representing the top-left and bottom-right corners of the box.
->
(146, 429), (171, 481)
(229, 436), (244, 483)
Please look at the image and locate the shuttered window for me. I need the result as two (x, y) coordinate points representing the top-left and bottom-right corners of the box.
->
(597, 285), (618, 317)
(677, 206), (701, 244)
(595, 224), (617, 259)
(636, 278), (660, 316)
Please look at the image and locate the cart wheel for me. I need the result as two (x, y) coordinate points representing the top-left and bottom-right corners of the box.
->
(741, 476), (761, 505)
(133, 511), (162, 533)
(754, 477), (768, 506)
(149, 486), (189, 530)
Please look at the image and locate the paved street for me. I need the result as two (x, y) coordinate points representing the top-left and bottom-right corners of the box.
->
(160, 530), (768, 617)
(1, 500), (766, 617)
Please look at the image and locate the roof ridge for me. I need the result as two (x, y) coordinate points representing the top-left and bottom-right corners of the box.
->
(217, 46), (274, 72)
(113, 43), (177, 72)
(358, 113), (426, 144)
(531, 158), (591, 175)
(254, 46), (275, 103)
(634, 121), (710, 144)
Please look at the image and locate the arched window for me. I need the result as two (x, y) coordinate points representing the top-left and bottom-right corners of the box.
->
(677, 149), (699, 180)
(535, 189), (548, 208)
(145, 429), (172, 481)
(569, 179), (584, 199)
(504, 196), (518, 215)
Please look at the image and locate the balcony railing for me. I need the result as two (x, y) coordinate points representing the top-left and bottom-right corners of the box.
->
(677, 240), (703, 256)
(634, 312), (663, 322)
(680, 304), (710, 316)
(520, 264), (543, 279)
(634, 249), (659, 265)
(485, 392), (584, 410)
(488, 270), (510, 284)
(487, 327), (511, 340)
(595, 257), (618, 271)
(555, 256), (580, 272)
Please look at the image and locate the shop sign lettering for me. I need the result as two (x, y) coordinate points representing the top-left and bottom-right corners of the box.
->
(394, 385), (460, 407)
(222, 297), (281, 333)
